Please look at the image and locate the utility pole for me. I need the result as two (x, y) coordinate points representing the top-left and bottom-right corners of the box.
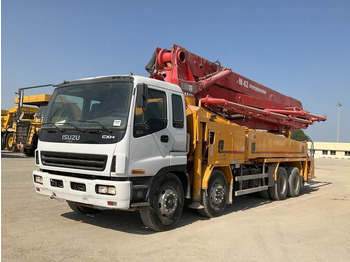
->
(336, 103), (342, 142)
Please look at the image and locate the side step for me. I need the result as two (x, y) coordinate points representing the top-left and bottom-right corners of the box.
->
(235, 173), (268, 181)
(235, 169), (269, 196)
(235, 186), (268, 196)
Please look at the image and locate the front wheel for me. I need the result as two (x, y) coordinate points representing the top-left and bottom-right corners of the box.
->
(140, 173), (184, 231)
(198, 170), (227, 218)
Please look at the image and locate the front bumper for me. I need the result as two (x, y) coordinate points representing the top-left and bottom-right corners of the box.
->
(33, 170), (132, 209)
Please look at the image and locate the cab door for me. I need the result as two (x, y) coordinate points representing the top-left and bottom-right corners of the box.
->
(129, 85), (171, 176)
(168, 93), (187, 166)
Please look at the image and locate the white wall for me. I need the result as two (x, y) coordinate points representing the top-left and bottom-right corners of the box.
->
(308, 142), (350, 159)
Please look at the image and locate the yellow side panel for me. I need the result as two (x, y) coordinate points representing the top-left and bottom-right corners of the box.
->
(14, 94), (51, 105)
(247, 130), (307, 159)
(307, 158), (315, 180)
(185, 96), (196, 106)
(22, 107), (39, 113)
(1, 116), (9, 130)
(207, 121), (246, 165)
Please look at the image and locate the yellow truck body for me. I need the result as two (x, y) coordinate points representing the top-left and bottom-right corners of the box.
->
(186, 98), (313, 205)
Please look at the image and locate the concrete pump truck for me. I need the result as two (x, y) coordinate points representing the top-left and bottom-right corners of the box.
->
(32, 45), (326, 231)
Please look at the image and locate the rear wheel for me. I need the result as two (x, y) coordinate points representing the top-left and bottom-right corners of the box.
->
(287, 167), (302, 197)
(5, 133), (14, 151)
(269, 167), (288, 201)
(198, 170), (227, 218)
(140, 173), (184, 231)
(67, 201), (99, 214)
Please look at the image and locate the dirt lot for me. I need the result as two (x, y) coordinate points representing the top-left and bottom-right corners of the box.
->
(1, 152), (350, 262)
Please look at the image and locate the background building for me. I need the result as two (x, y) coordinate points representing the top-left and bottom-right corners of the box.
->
(308, 142), (350, 159)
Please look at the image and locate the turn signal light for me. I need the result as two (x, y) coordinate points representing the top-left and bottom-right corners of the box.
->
(131, 169), (145, 175)
(107, 201), (117, 206)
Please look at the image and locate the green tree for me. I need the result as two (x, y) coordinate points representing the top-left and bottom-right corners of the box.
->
(291, 129), (311, 142)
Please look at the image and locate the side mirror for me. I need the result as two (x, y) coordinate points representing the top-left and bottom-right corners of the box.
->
(136, 83), (148, 109)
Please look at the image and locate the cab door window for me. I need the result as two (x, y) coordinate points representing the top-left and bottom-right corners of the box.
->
(134, 88), (167, 138)
(172, 94), (184, 128)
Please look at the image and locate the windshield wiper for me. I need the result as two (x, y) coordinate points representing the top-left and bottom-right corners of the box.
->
(42, 122), (65, 132)
(63, 122), (85, 132)
(82, 120), (113, 133)
(42, 122), (85, 132)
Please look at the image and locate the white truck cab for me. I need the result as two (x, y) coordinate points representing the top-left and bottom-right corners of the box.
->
(33, 75), (188, 230)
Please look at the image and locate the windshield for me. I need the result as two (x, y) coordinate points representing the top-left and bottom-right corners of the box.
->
(43, 81), (133, 130)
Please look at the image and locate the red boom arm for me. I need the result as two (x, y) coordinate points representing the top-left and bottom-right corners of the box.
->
(147, 45), (326, 131)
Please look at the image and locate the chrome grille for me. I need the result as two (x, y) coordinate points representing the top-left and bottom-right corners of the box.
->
(41, 151), (107, 171)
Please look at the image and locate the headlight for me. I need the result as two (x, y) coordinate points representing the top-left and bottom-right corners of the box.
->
(96, 185), (116, 195)
(34, 175), (43, 184)
(107, 187), (116, 195)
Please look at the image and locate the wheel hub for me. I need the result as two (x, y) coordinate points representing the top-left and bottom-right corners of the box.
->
(8, 137), (14, 147)
(158, 187), (178, 217)
(210, 182), (225, 206)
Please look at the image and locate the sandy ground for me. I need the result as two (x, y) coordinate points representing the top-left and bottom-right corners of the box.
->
(1, 152), (350, 262)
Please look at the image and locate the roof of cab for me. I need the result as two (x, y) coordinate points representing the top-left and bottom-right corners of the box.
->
(58, 75), (183, 94)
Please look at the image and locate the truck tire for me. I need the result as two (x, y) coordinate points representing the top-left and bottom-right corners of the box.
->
(67, 201), (99, 214)
(287, 167), (302, 197)
(24, 134), (38, 157)
(198, 170), (227, 218)
(5, 133), (15, 151)
(140, 173), (184, 231)
(1, 134), (5, 150)
(23, 148), (33, 157)
(269, 167), (288, 201)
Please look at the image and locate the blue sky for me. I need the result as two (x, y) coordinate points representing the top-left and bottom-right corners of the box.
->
(2, 0), (349, 142)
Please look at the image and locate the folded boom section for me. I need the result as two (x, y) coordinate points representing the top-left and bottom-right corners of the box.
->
(147, 45), (326, 131)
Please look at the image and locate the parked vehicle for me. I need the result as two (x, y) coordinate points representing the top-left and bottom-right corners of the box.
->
(1, 108), (16, 150)
(14, 92), (51, 155)
(32, 45), (326, 231)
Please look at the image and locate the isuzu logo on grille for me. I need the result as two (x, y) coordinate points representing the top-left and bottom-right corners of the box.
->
(62, 135), (81, 141)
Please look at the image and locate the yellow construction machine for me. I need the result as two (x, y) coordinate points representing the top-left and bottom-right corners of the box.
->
(2, 84), (52, 155)
(1, 108), (16, 150)
(13, 92), (51, 155)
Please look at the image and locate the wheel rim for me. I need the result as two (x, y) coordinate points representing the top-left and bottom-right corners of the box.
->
(210, 181), (225, 206)
(7, 135), (14, 149)
(294, 174), (300, 190)
(158, 186), (178, 217)
(278, 174), (287, 194)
